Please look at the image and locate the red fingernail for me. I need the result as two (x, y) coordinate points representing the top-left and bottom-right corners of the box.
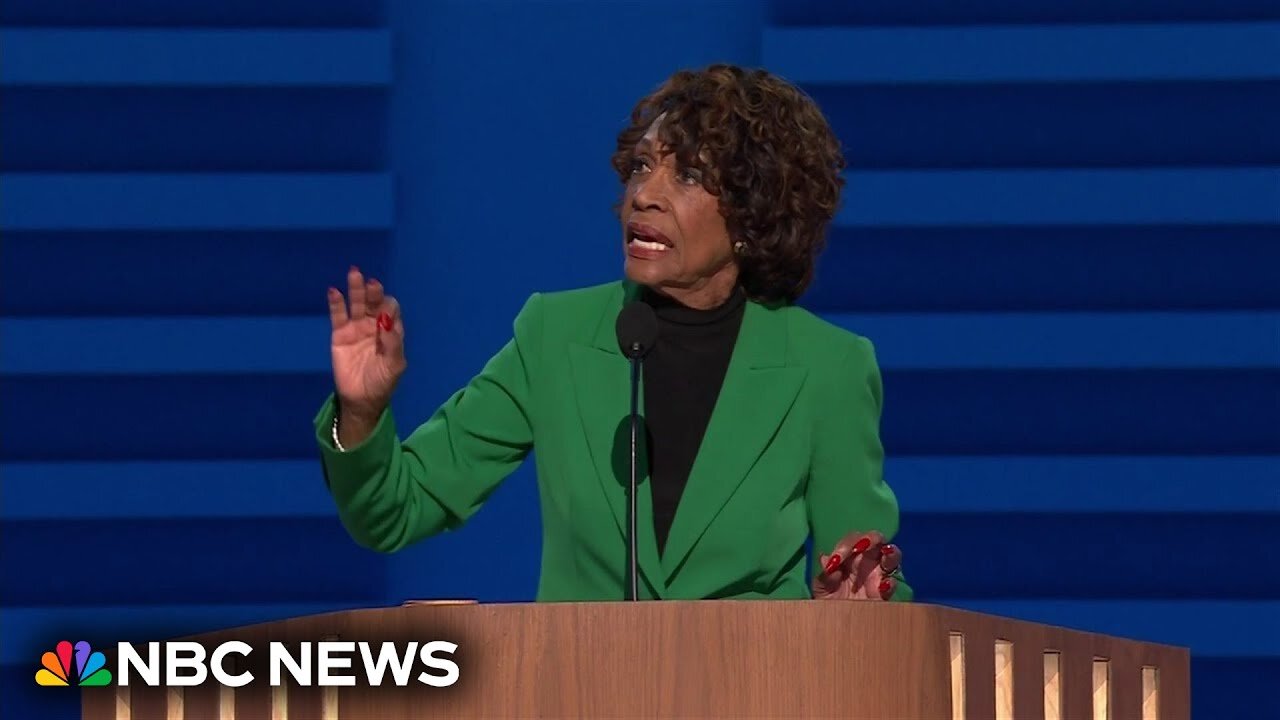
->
(879, 580), (893, 596)
(881, 545), (896, 557)
(824, 554), (842, 575)
(853, 538), (872, 555)
(377, 312), (392, 331)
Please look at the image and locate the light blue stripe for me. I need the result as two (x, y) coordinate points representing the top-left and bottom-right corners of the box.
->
(0, 173), (394, 231)
(835, 168), (1280, 227)
(889, 456), (1280, 513)
(764, 23), (1280, 84)
(825, 311), (1280, 370)
(0, 29), (391, 86)
(1, 461), (335, 519)
(931, 600), (1280, 658)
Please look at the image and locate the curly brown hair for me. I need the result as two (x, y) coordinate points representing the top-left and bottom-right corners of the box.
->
(611, 64), (846, 304)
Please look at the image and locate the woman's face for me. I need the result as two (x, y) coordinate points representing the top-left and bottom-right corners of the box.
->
(620, 119), (738, 307)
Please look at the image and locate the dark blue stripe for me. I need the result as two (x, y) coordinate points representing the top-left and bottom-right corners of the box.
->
(1191, 658), (1280, 719)
(770, 0), (1280, 26)
(2, 88), (387, 172)
(0, 374), (333, 460)
(880, 369), (1280, 455)
(887, 456), (1280, 513)
(1, 517), (384, 606)
(826, 312), (1280, 370)
(835, 168), (1279, 227)
(3, 370), (1276, 460)
(7, 456), (1275, 519)
(1, 666), (79, 720)
(804, 225), (1280, 312)
(0, 230), (389, 318)
(902, 513), (1280, 599)
(805, 81), (1280, 169)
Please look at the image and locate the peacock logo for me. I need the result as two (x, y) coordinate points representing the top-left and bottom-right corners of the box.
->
(36, 640), (113, 686)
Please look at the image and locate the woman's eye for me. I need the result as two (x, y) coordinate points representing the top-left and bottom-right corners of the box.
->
(678, 167), (703, 184)
(629, 157), (650, 175)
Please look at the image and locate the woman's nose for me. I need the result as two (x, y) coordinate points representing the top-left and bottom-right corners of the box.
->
(632, 173), (669, 212)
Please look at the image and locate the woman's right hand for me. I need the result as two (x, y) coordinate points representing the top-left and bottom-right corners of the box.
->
(328, 266), (407, 445)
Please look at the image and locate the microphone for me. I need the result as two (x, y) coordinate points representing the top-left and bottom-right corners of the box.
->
(615, 301), (658, 601)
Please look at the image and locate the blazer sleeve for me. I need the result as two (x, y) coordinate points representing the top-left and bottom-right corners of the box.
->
(806, 336), (913, 601)
(313, 293), (543, 553)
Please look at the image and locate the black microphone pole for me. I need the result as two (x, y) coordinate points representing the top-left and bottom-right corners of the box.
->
(615, 300), (658, 602)
(627, 346), (641, 602)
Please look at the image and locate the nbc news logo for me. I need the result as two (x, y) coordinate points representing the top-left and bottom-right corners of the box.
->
(36, 638), (460, 688)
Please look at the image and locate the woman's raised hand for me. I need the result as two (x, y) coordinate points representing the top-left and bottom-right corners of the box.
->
(328, 266), (406, 443)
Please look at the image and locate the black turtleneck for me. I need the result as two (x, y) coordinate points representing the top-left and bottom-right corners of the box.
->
(641, 285), (747, 557)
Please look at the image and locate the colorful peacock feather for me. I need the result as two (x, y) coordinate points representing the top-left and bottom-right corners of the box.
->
(36, 640), (112, 686)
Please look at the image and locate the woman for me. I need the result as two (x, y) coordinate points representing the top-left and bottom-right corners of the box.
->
(316, 64), (909, 603)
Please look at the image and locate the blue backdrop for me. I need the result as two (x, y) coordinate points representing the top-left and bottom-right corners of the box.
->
(2, 1), (1277, 717)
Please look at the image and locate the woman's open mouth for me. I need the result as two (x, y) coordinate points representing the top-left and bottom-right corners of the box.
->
(626, 221), (674, 255)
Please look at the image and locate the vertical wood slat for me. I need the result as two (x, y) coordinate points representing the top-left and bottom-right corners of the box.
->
(166, 688), (185, 720)
(219, 686), (236, 720)
(320, 633), (342, 720)
(1093, 659), (1111, 720)
(323, 687), (340, 720)
(116, 685), (132, 720)
(1143, 667), (1160, 720)
(271, 684), (288, 720)
(950, 633), (966, 720)
(994, 640), (1014, 720)
(1043, 653), (1062, 720)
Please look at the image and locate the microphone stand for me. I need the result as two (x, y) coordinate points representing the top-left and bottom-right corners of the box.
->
(627, 344), (642, 601)
(616, 299), (655, 602)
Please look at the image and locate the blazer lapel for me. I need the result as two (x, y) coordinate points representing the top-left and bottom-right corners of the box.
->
(568, 282), (667, 597)
(661, 301), (806, 581)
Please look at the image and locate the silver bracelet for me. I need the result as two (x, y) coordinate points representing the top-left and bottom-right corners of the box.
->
(331, 415), (347, 452)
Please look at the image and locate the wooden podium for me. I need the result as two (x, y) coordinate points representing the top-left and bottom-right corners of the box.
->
(85, 601), (1188, 719)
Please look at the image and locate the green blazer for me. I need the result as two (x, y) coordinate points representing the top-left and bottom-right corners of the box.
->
(314, 280), (910, 602)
